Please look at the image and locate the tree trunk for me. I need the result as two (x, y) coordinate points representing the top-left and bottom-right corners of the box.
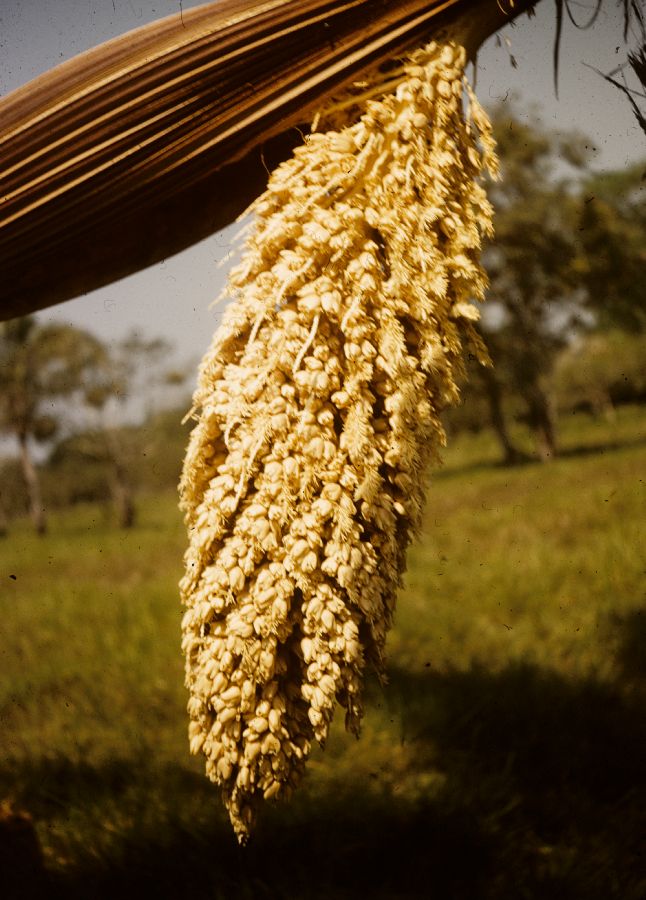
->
(110, 460), (136, 529)
(18, 433), (47, 535)
(524, 384), (558, 461)
(479, 366), (526, 465)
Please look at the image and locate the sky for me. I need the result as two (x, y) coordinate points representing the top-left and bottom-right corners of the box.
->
(1, 0), (644, 376)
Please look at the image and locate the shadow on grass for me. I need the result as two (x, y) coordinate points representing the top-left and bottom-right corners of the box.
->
(611, 606), (646, 685)
(386, 667), (645, 898)
(0, 757), (205, 818)
(437, 432), (646, 479)
(2, 756), (492, 900)
(557, 433), (646, 461)
(5, 659), (646, 900)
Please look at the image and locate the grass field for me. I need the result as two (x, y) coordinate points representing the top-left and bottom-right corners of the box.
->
(1, 407), (645, 899)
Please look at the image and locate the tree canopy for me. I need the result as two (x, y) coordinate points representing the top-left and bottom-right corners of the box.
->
(0, 318), (110, 533)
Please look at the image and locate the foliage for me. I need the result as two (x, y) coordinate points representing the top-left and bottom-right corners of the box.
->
(1, 407), (644, 898)
(575, 162), (646, 332)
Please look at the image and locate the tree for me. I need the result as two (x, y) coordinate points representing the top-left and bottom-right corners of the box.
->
(475, 107), (591, 460)
(0, 317), (109, 533)
(575, 162), (646, 333)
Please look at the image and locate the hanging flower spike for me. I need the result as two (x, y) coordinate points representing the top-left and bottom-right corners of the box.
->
(179, 40), (497, 842)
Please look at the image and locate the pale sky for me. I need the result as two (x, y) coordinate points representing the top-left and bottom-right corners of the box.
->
(1, 0), (644, 374)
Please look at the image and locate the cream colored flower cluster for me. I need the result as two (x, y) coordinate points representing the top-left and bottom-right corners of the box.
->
(179, 41), (496, 841)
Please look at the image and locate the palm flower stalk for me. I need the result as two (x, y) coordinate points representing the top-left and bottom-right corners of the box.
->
(179, 40), (497, 841)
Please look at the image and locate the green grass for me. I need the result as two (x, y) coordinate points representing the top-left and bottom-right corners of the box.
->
(1, 408), (645, 899)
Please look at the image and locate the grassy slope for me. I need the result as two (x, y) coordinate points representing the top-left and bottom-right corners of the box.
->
(0, 408), (644, 899)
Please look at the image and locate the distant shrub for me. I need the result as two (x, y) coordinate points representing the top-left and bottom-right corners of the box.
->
(0, 458), (28, 519)
(553, 330), (646, 415)
(40, 405), (192, 511)
(134, 408), (192, 491)
(42, 457), (111, 508)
